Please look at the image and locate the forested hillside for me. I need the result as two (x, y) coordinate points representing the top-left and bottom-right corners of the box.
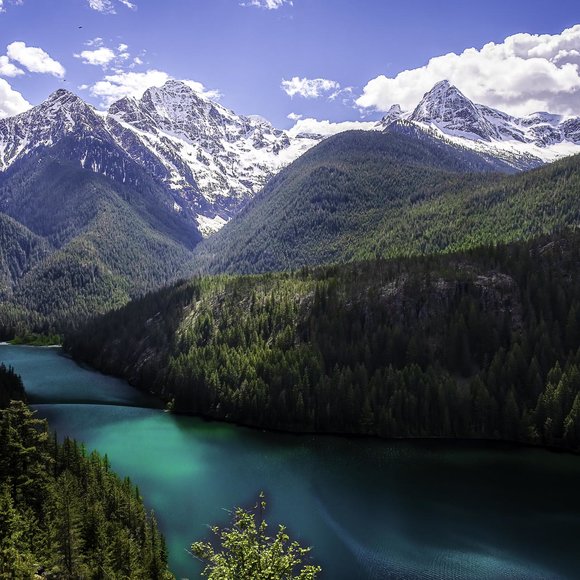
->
(0, 139), (201, 336)
(190, 130), (580, 275)
(68, 229), (580, 452)
(0, 366), (171, 578)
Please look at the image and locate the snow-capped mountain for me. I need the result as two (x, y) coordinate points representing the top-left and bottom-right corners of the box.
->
(2, 79), (579, 238)
(106, 81), (319, 234)
(0, 89), (112, 171)
(0, 81), (319, 236)
(377, 80), (580, 170)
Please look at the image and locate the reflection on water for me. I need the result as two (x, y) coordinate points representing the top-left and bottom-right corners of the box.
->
(2, 345), (580, 579)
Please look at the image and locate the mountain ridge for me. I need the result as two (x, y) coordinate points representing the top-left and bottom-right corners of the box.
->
(377, 80), (580, 170)
(2, 79), (579, 238)
(188, 128), (580, 276)
(0, 81), (320, 237)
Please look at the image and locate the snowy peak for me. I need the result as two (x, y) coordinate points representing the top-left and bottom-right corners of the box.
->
(376, 104), (404, 129)
(410, 80), (498, 141)
(0, 83), (320, 237)
(375, 80), (580, 170)
(0, 87), (108, 171)
(44, 88), (86, 109)
(121, 79), (283, 146)
(104, 78), (317, 235)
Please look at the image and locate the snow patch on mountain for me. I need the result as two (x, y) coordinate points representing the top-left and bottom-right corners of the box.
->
(0, 81), (320, 234)
(377, 80), (580, 170)
(196, 213), (228, 237)
(106, 80), (319, 216)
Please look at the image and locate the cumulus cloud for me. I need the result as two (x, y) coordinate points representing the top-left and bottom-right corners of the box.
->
(0, 78), (31, 118)
(287, 112), (302, 120)
(75, 47), (116, 66)
(87, 0), (136, 14)
(75, 40), (133, 69)
(6, 42), (65, 78)
(241, 0), (292, 9)
(356, 24), (580, 117)
(85, 69), (220, 106)
(281, 76), (341, 99)
(287, 117), (377, 138)
(0, 55), (23, 76)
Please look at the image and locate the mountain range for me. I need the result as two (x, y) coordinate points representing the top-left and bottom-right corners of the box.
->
(0, 80), (320, 237)
(1, 79), (579, 241)
(1, 78), (580, 331)
(377, 80), (580, 171)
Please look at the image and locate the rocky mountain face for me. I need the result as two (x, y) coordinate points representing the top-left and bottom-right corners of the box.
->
(377, 80), (580, 170)
(1, 79), (580, 239)
(0, 81), (319, 237)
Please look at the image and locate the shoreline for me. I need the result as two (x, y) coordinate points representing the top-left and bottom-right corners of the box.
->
(0, 342), (61, 348)
(4, 343), (580, 457)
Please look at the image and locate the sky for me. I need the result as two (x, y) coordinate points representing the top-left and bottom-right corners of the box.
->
(0, 0), (579, 134)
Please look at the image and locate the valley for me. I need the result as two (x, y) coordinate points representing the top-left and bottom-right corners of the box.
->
(4, 344), (580, 580)
(1, 10), (580, 576)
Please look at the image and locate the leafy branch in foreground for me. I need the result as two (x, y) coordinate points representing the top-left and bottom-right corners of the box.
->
(191, 493), (321, 579)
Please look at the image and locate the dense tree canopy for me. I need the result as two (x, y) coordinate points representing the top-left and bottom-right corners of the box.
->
(67, 229), (580, 452)
(0, 141), (201, 338)
(0, 374), (171, 579)
(190, 131), (580, 276)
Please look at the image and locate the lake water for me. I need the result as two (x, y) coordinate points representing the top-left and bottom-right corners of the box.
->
(2, 344), (580, 579)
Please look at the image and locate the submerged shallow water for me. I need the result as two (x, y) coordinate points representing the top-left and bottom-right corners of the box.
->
(2, 345), (580, 579)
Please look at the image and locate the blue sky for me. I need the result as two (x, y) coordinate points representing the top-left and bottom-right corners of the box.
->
(0, 0), (579, 131)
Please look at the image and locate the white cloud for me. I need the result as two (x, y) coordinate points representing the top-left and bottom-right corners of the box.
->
(281, 76), (341, 99)
(0, 55), (23, 77)
(86, 69), (220, 106)
(88, 0), (114, 12)
(356, 24), (580, 117)
(75, 41), (133, 68)
(241, 0), (292, 9)
(87, 0), (136, 14)
(0, 0), (26, 13)
(287, 117), (377, 138)
(85, 37), (104, 47)
(89, 69), (169, 104)
(6, 42), (65, 78)
(75, 47), (116, 66)
(0, 78), (31, 118)
(287, 112), (302, 120)
(181, 79), (222, 100)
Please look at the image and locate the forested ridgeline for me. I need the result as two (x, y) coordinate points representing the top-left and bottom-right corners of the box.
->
(190, 130), (580, 276)
(0, 366), (171, 578)
(0, 141), (201, 339)
(67, 229), (580, 451)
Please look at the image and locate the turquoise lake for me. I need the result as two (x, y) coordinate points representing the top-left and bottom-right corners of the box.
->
(2, 344), (580, 579)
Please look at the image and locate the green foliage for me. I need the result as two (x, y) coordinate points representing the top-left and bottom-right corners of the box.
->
(9, 332), (61, 346)
(0, 363), (26, 408)
(0, 398), (172, 579)
(0, 142), (201, 336)
(190, 130), (580, 276)
(191, 493), (321, 580)
(67, 229), (580, 452)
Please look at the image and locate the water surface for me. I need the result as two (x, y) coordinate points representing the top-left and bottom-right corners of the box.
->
(2, 345), (580, 579)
